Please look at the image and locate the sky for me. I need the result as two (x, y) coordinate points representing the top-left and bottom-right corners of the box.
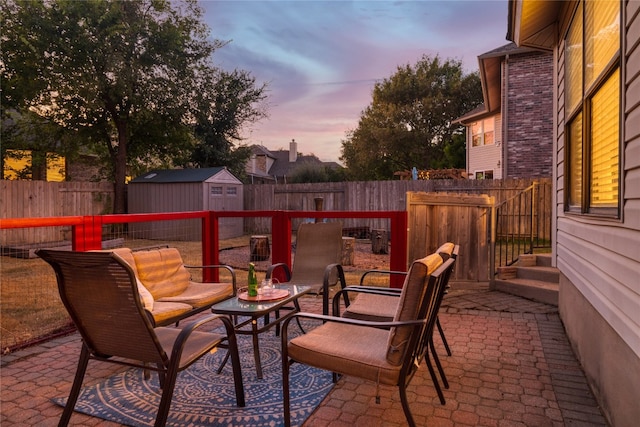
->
(201, 0), (510, 163)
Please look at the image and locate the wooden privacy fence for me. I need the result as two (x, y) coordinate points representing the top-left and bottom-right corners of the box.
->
(243, 178), (550, 234)
(0, 180), (114, 245)
(407, 192), (494, 282)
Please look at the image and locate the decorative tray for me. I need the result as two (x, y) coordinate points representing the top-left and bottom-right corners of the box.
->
(238, 288), (289, 302)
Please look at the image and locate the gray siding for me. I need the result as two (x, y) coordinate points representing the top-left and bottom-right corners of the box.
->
(555, 0), (640, 362)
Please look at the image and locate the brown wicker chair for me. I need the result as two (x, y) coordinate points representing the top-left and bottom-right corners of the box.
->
(37, 249), (245, 427)
(281, 256), (456, 427)
(266, 221), (347, 316)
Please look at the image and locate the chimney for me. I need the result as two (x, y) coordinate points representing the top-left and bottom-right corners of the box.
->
(289, 139), (297, 163)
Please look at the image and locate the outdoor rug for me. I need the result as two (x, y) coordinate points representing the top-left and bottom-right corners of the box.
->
(52, 321), (333, 427)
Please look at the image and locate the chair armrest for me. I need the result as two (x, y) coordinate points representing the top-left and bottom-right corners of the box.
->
(322, 263), (348, 315)
(281, 311), (427, 342)
(359, 269), (407, 286)
(265, 263), (292, 282)
(170, 313), (238, 365)
(184, 264), (238, 294)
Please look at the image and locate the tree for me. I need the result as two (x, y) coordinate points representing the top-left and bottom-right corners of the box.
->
(1, 0), (266, 212)
(188, 68), (267, 180)
(288, 163), (346, 183)
(340, 55), (482, 180)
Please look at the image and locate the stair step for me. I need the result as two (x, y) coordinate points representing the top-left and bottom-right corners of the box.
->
(494, 278), (559, 306)
(516, 265), (559, 282)
(535, 253), (552, 267)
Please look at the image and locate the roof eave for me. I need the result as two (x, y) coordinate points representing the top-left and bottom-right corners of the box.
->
(507, 0), (563, 50)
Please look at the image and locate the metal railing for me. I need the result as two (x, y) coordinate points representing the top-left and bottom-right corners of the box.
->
(493, 181), (552, 271)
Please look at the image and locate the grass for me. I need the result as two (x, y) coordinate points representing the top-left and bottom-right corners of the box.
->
(0, 235), (387, 352)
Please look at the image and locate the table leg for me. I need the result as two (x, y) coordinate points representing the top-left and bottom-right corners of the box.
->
(251, 317), (263, 379)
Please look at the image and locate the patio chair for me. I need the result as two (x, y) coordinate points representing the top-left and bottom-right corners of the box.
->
(266, 221), (347, 316)
(36, 249), (245, 427)
(336, 243), (459, 405)
(281, 255), (456, 427)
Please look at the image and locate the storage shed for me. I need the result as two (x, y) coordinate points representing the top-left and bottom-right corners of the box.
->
(128, 167), (243, 241)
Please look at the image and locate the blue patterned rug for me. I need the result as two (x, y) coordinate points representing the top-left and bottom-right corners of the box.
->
(53, 321), (333, 426)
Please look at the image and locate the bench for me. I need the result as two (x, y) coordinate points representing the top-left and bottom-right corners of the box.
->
(106, 247), (237, 326)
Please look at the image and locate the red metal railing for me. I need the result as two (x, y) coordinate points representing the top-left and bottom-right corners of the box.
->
(2, 210), (408, 286)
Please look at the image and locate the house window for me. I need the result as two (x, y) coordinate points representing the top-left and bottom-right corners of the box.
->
(475, 170), (494, 180)
(471, 118), (494, 147)
(226, 187), (237, 196)
(210, 186), (223, 196)
(565, 0), (620, 216)
(2, 149), (65, 182)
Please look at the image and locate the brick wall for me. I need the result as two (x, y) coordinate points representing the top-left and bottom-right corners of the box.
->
(505, 51), (554, 178)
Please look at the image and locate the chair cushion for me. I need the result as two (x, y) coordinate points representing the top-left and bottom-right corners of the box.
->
(288, 322), (401, 385)
(156, 282), (233, 308)
(150, 301), (194, 325)
(97, 248), (154, 311)
(133, 248), (191, 299)
(386, 253), (443, 365)
(135, 277), (155, 311)
(342, 293), (396, 322)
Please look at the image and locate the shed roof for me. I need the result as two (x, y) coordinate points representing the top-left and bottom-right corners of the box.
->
(130, 167), (240, 184)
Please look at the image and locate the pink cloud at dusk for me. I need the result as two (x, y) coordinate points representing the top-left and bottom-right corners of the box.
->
(202, 1), (509, 163)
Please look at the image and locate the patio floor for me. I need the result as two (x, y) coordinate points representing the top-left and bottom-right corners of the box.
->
(1, 285), (608, 426)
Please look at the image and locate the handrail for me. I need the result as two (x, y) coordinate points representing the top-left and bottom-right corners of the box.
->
(1, 209), (409, 286)
(493, 181), (552, 272)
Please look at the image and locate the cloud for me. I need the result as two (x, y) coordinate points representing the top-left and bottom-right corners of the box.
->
(202, 0), (509, 162)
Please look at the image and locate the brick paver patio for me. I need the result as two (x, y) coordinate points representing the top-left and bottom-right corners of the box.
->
(1, 286), (608, 426)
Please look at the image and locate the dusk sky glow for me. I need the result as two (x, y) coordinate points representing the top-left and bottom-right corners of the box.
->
(202, 1), (509, 163)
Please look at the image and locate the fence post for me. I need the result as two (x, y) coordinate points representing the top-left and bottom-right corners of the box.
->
(389, 211), (408, 288)
(202, 212), (220, 282)
(489, 204), (497, 289)
(73, 216), (102, 251)
(530, 182), (536, 253)
(271, 211), (292, 283)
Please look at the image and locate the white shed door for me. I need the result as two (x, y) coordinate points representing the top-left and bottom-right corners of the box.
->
(207, 183), (243, 239)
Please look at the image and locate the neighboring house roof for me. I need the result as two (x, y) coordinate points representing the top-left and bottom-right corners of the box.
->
(247, 141), (341, 183)
(130, 167), (240, 184)
(453, 103), (491, 125)
(250, 144), (276, 158)
(268, 150), (324, 178)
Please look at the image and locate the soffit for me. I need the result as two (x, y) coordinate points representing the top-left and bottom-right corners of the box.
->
(508, 0), (564, 50)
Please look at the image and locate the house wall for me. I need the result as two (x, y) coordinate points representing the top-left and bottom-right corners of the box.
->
(554, 2), (640, 426)
(467, 114), (503, 179)
(505, 51), (554, 178)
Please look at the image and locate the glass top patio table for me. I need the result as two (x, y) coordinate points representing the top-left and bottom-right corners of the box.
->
(211, 284), (313, 379)
(211, 284), (312, 315)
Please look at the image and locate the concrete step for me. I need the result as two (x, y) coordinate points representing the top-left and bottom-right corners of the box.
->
(494, 254), (559, 306)
(516, 265), (559, 283)
(493, 277), (559, 306)
(535, 253), (552, 267)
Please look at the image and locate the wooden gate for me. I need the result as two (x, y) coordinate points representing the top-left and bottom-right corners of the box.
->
(407, 192), (494, 282)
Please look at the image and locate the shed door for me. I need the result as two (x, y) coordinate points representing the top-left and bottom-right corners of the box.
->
(207, 184), (242, 211)
(207, 183), (243, 239)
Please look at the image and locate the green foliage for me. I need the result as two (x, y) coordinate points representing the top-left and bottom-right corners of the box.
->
(188, 68), (267, 175)
(1, 0), (266, 212)
(288, 163), (346, 183)
(340, 55), (482, 180)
